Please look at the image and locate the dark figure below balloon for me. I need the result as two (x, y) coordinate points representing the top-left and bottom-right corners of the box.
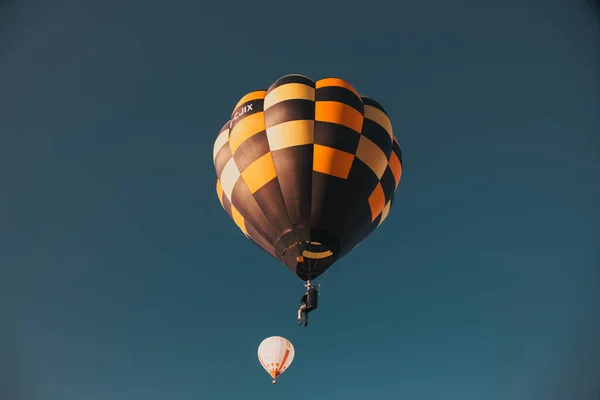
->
(297, 280), (319, 327)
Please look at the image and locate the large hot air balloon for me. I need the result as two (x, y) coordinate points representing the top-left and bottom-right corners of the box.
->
(213, 74), (403, 282)
(257, 336), (295, 384)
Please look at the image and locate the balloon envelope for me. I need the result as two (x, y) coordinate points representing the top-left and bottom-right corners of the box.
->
(213, 74), (403, 281)
(257, 336), (295, 383)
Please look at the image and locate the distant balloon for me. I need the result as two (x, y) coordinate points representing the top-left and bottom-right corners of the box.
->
(257, 336), (295, 384)
(213, 74), (403, 282)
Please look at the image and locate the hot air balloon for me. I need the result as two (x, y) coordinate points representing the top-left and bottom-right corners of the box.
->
(257, 336), (295, 384)
(213, 74), (403, 282)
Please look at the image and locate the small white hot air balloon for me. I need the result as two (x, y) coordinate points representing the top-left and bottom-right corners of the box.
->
(257, 336), (295, 384)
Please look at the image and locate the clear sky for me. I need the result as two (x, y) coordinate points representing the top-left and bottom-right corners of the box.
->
(1, 0), (599, 399)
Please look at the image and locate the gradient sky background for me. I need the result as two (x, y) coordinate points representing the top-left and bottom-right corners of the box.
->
(1, 0), (599, 399)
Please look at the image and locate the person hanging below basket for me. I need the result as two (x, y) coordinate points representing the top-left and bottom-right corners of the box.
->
(297, 280), (318, 327)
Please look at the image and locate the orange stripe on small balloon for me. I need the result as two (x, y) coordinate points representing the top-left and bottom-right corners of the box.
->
(277, 348), (291, 375)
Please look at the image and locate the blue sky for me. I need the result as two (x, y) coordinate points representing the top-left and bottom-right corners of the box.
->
(1, 0), (599, 399)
